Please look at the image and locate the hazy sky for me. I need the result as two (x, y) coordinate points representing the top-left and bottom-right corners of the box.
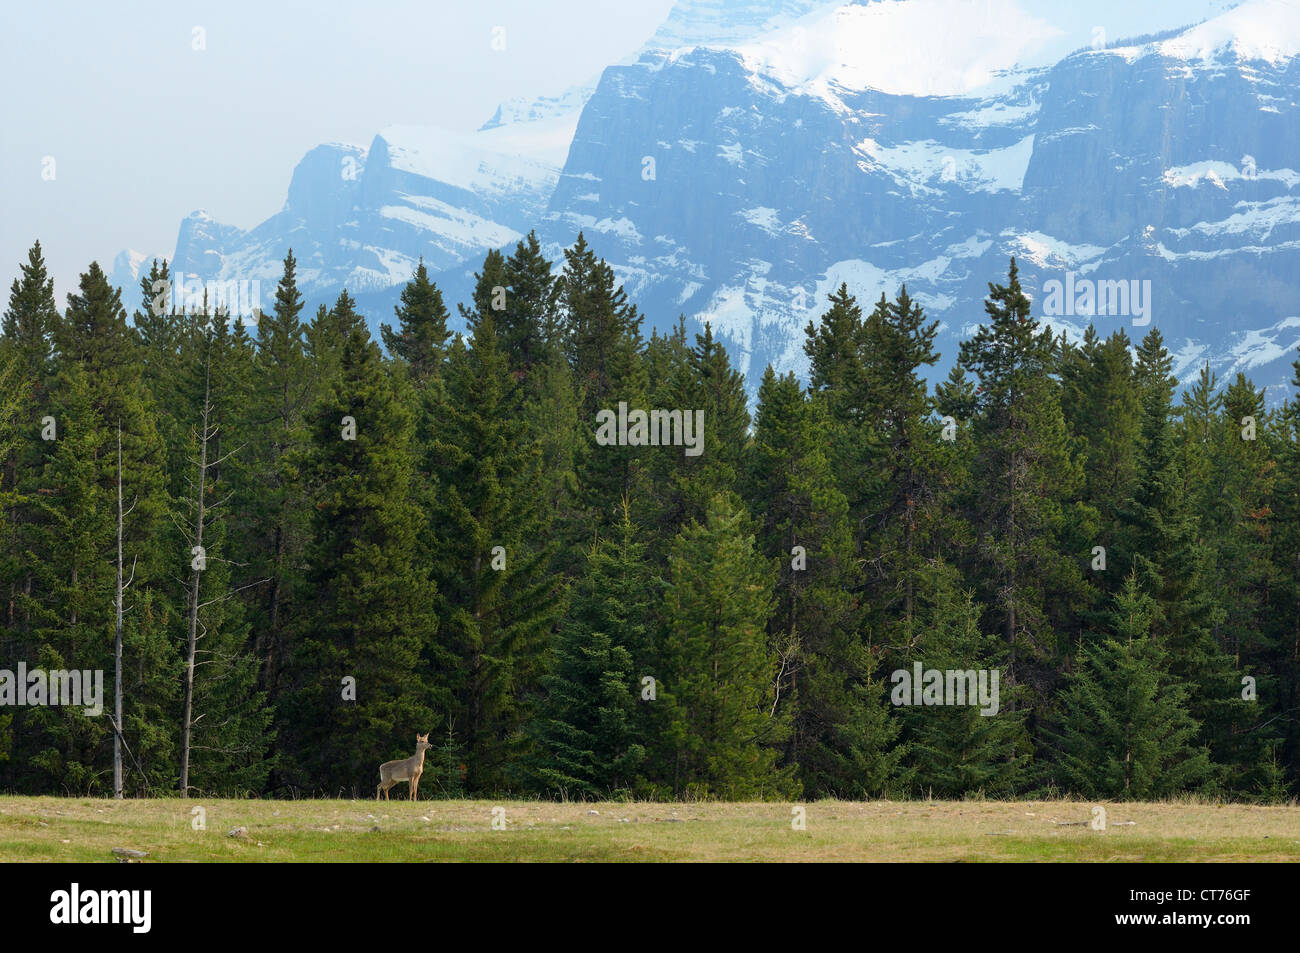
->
(0, 0), (675, 301)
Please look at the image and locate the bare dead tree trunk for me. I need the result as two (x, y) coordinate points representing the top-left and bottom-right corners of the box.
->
(180, 362), (212, 796)
(114, 424), (124, 799)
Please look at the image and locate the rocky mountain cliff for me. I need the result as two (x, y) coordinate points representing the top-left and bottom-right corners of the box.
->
(118, 0), (1300, 403)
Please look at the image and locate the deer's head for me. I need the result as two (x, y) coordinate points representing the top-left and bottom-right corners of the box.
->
(416, 732), (431, 754)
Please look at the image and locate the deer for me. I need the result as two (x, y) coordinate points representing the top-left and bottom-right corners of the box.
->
(377, 732), (432, 801)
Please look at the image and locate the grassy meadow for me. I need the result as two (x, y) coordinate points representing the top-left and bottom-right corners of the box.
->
(2, 796), (1298, 862)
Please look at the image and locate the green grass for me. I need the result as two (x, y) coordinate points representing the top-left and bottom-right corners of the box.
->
(3, 796), (1298, 862)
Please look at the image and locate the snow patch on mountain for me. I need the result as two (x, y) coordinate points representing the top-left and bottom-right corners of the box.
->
(1228, 316), (1300, 373)
(940, 95), (1042, 130)
(855, 134), (1036, 194)
(380, 112), (579, 196)
(1007, 231), (1108, 269)
(737, 206), (781, 234)
(1102, 0), (1300, 65)
(720, 0), (1060, 98)
(379, 200), (520, 249)
(479, 84), (594, 131)
(1166, 196), (1300, 243)
(1163, 159), (1300, 189)
(1171, 338), (1214, 381)
(347, 247), (422, 291)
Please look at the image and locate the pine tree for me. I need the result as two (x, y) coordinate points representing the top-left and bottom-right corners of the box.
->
(0, 242), (57, 648)
(896, 562), (1032, 797)
(501, 230), (560, 375)
(957, 258), (1090, 688)
(279, 321), (437, 795)
(746, 367), (901, 796)
(174, 310), (272, 795)
(425, 311), (563, 792)
(643, 323), (748, 535)
(242, 251), (313, 704)
(530, 503), (650, 797)
(1118, 328), (1237, 784)
(1050, 573), (1212, 799)
(380, 260), (449, 386)
(803, 283), (882, 519)
(658, 494), (797, 799)
(41, 262), (175, 793)
(858, 286), (945, 639)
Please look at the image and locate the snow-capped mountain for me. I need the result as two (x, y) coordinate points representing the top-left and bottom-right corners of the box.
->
(143, 0), (1300, 403)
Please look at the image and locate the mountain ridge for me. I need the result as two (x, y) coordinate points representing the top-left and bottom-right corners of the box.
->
(113, 0), (1300, 404)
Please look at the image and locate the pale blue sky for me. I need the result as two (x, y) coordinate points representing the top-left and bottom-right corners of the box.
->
(0, 0), (674, 301)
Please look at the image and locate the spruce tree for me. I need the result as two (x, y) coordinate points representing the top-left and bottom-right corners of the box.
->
(1118, 328), (1237, 783)
(803, 283), (882, 520)
(1064, 328), (1141, 597)
(560, 233), (644, 416)
(530, 504), (650, 797)
(1196, 373), (1282, 794)
(7, 364), (114, 791)
(645, 323), (748, 535)
(425, 311), (562, 792)
(957, 258), (1090, 688)
(858, 286), (945, 640)
(1270, 343), (1300, 789)
(242, 251), (313, 704)
(746, 367), (901, 796)
(279, 321), (437, 795)
(307, 289), (367, 391)
(2, 241), (57, 392)
(174, 310), (273, 795)
(1050, 573), (1212, 799)
(557, 234), (650, 533)
(502, 230), (560, 375)
(380, 260), (449, 386)
(43, 262), (175, 792)
(897, 562), (1032, 797)
(0, 242), (57, 648)
(658, 494), (797, 799)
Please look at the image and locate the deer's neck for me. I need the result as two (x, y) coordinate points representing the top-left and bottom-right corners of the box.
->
(413, 747), (427, 768)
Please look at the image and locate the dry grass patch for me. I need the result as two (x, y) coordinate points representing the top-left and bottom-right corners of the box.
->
(1, 796), (1297, 862)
